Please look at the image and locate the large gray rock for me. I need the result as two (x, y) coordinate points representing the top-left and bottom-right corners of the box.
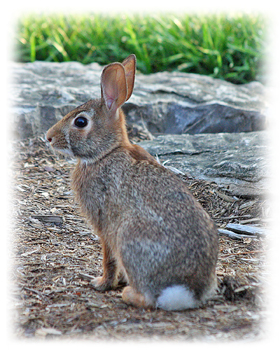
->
(139, 131), (269, 197)
(10, 61), (268, 139)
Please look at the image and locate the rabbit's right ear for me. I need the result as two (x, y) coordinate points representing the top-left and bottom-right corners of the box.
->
(122, 54), (136, 101)
(101, 63), (128, 116)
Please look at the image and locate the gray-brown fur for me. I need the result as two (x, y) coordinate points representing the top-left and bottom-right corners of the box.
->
(46, 54), (219, 309)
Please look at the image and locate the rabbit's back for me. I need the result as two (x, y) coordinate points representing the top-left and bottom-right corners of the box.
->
(72, 146), (214, 235)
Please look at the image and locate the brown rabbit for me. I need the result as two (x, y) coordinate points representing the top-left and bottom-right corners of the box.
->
(46, 54), (218, 310)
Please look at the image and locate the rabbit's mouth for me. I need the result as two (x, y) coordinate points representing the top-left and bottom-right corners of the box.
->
(53, 146), (74, 158)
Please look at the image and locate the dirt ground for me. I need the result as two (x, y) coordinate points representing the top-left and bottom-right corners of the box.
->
(11, 134), (269, 341)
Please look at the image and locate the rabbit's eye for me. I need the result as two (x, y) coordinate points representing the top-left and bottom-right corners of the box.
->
(74, 116), (88, 128)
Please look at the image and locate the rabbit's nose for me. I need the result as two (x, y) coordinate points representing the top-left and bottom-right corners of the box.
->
(46, 128), (54, 143)
(46, 133), (52, 143)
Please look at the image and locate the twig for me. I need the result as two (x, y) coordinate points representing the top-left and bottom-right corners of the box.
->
(218, 228), (257, 240)
(218, 215), (252, 220)
(226, 223), (268, 236)
(222, 250), (264, 258)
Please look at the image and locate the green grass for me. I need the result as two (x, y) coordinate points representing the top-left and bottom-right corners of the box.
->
(14, 13), (266, 84)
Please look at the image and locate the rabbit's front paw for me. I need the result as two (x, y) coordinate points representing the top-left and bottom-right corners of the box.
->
(92, 276), (113, 292)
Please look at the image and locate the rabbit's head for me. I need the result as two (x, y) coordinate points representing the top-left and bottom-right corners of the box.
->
(46, 54), (136, 161)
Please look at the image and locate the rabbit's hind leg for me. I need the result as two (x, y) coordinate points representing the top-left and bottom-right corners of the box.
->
(122, 286), (155, 309)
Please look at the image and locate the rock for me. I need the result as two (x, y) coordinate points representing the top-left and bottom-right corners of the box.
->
(139, 131), (268, 197)
(126, 72), (267, 135)
(10, 61), (102, 139)
(10, 61), (268, 139)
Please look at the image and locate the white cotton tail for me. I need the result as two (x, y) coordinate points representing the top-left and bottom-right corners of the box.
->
(156, 285), (198, 311)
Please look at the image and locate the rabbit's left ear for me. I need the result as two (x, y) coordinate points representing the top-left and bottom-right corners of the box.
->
(122, 54), (136, 102)
(101, 63), (128, 116)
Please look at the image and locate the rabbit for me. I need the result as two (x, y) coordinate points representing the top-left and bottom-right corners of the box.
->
(46, 54), (219, 310)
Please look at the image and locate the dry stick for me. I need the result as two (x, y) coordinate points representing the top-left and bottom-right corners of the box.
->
(218, 228), (257, 240)
(226, 223), (268, 236)
(218, 215), (252, 220)
(222, 250), (264, 258)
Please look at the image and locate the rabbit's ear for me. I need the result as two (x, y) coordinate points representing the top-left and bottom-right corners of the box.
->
(122, 54), (136, 101)
(101, 63), (128, 116)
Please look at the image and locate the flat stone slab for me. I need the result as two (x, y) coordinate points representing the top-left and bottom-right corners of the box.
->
(10, 61), (268, 139)
(139, 131), (269, 197)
